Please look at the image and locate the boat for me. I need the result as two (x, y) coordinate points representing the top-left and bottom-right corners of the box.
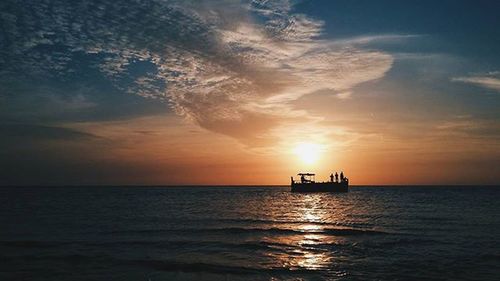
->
(290, 172), (348, 192)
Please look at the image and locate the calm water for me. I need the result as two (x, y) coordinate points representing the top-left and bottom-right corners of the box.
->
(1, 186), (499, 280)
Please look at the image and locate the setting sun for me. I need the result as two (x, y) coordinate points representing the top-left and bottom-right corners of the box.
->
(293, 143), (322, 165)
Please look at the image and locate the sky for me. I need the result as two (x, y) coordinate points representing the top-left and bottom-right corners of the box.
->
(1, 0), (499, 185)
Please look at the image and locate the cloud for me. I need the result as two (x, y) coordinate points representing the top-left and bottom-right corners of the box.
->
(452, 73), (500, 92)
(435, 116), (500, 138)
(0, 123), (100, 142)
(0, 0), (395, 147)
(329, 34), (423, 46)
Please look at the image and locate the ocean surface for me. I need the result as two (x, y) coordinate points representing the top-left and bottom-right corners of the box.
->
(1, 186), (499, 281)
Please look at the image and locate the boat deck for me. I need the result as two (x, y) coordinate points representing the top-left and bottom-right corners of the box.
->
(291, 181), (348, 192)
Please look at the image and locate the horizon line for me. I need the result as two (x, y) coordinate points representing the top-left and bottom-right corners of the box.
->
(1, 184), (499, 188)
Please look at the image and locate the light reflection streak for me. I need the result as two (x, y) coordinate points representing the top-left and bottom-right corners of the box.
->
(270, 194), (340, 271)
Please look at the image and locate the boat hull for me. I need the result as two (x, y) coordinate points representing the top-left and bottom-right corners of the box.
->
(291, 181), (348, 192)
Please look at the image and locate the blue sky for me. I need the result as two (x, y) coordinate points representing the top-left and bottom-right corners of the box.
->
(1, 0), (499, 185)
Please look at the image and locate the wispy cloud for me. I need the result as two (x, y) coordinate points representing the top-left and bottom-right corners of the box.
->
(329, 34), (423, 47)
(452, 72), (500, 92)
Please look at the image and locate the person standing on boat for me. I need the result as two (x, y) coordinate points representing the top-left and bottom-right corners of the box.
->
(335, 172), (338, 182)
(330, 173), (334, 182)
(340, 171), (344, 182)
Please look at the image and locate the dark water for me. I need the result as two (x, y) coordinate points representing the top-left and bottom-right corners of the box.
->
(1, 186), (499, 281)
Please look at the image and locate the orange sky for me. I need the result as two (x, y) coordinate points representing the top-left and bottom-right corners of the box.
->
(55, 113), (498, 185)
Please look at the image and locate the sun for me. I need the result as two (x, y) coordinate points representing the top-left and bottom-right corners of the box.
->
(293, 143), (322, 165)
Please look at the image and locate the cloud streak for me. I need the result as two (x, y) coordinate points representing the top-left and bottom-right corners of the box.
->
(452, 73), (500, 92)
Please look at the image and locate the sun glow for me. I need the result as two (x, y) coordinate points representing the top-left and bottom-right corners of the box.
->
(293, 143), (322, 165)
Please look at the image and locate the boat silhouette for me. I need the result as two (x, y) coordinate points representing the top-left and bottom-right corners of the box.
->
(291, 172), (348, 192)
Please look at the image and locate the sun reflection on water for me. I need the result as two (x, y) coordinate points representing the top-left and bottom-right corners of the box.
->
(270, 194), (339, 271)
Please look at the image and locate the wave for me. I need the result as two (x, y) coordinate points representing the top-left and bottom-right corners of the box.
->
(0, 239), (293, 254)
(85, 240), (281, 252)
(201, 226), (389, 236)
(1, 254), (316, 275)
(365, 237), (440, 247)
(0, 237), (355, 257)
(0, 240), (71, 248)
(132, 259), (265, 275)
(100, 226), (389, 236)
(479, 254), (500, 261)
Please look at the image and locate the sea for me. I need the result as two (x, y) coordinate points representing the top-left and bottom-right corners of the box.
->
(1, 186), (499, 281)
